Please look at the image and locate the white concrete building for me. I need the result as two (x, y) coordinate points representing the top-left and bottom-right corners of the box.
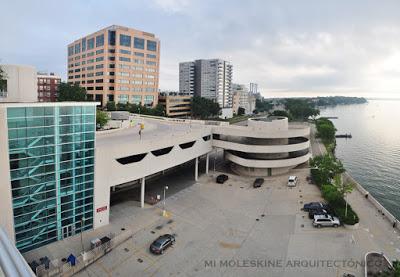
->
(179, 59), (233, 108)
(0, 106), (309, 252)
(232, 84), (256, 115)
(0, 65), (37, 103)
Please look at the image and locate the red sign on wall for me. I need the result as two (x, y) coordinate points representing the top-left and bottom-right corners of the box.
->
(96, 206), (108, 213)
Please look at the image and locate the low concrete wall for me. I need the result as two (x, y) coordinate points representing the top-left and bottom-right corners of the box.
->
(343, 172), (400, 231)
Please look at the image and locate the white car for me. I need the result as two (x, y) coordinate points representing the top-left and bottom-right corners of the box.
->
(287, 176), (298, 187)
(313, 214), (340, 228)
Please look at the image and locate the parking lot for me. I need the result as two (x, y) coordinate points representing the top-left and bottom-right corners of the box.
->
(74, 167), (375, 277)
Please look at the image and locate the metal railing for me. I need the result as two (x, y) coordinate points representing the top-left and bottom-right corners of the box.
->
(34, 231), (133, 277)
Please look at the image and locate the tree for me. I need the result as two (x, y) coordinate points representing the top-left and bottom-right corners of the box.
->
(106, 101), (116, 111)
(255, 98), (273, 113)
(237, 107), (245, 116)
(284, 98), (320, 121)
(58, 82), (87, 101)
(96, 109), (109, 129)
(191, 96), (221, 119)
(0, 65), (7, 92)
(270, 110), (292, 120)
(332, 175), (353, 217)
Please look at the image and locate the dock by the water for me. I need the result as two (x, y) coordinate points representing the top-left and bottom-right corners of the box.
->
(336, 134), (352, 138)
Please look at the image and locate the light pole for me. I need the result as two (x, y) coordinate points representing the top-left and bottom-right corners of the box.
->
(163, 186), (168, 217)
(80, 217), (85, 254)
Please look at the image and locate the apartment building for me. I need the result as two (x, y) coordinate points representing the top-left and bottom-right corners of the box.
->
(158, 92), (191, 118)
(179, 59), (233, 108)
(37, 72), (61, 102)
(67, 25), (160, 107)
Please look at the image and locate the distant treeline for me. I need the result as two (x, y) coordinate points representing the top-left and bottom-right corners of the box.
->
(314, 96), (367, 106)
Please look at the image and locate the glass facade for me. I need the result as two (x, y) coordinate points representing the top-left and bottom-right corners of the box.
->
(134, 37), (145, 49)
(147, 40), (157, 51)
(120, 34), (131, 47)
(96, 34), (104, 47)
(7, 105), (96, 252)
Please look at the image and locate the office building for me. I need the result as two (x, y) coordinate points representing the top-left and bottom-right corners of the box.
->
(232, 84), (256, 114)
(0, 65), (37, 103)
(158, 92), (191, 118)
(67, 25), (160, 107)
(0, 102), (97, 252)
(37, 72), (61, 102)
(179, 59), (233, 108)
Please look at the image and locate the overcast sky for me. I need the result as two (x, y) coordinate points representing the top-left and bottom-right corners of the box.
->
(1, 0), (400, 98)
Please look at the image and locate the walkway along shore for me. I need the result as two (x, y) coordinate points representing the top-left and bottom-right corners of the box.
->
(311, 124), (400, 261)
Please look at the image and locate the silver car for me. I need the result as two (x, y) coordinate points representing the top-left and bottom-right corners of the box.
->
(313, 214), (340, 228)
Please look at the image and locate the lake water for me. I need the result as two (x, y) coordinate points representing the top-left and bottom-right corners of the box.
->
(319, 100), (400, 219)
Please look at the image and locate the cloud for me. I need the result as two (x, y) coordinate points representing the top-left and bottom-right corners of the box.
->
(152, 0), (190, 13)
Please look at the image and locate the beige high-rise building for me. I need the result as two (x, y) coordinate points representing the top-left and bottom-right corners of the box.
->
(67, 25), (160, 107)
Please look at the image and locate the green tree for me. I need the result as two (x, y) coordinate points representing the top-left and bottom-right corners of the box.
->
(270, 110), (292, 120)
(0, 65), (7, 92)
(191, 96), (221, 119)
(284, 99), (320, 121)
(392, 260), (400, 276)
(58, 82), (87, 101)
(332, 175), (353, 217)
(96, 109), (109, 129)
(106, 101), (116, 111)
(255, 98), (273, 113)
(237, 107), (245, 116)
(316, 118), (336, 144)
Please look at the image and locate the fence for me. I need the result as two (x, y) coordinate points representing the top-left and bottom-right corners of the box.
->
(35, 231), (133, 277)
(343, 172), (400, 230)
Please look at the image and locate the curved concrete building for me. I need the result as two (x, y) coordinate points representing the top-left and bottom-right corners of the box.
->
(213, 116), (311, 176)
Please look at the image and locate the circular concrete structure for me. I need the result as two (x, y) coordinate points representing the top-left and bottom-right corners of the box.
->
(212, 116), (311, 176)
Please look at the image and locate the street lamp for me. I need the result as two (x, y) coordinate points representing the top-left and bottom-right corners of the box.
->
(162, 186), (169, 217)
(80, 217), (86, 254)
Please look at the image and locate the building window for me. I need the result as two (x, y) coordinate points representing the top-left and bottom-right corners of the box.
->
(118, 94), (129, 103)
(108, 49), (115, 53)
(96, 49), (104, 55)
(144, 95), (154, 106)
(96, 64), (104, 69)
(119, 57), (131, 62)
(95, 72), (103, 76)
(96, 57), (104, 62)
(109, 64), (115, 68)
(82, 38), (86, 52)
(75, 43), (81, 54)
(108, 30), (116, 45)
(108, 56), (115, 61)
(134, 59), (144, 64)
(95, 79), (103, 83)
(120, 34), (131, 47)
(120, 49), (131, 55)
(134, 37), (145, 49)
(87, 66), (94, 70)
(87, 38), (94, 50)
(134, 52), (144, 57)
(147, 54), (157, 59)
(131, 95), (142, 104)
(0, 79), (7, 97)
(147, 40), (157, 51)
(96, 34), (104, 47)
(119, 64), (130, 69)
(68, 46), (74, 56)
(146, 61), (157, 66)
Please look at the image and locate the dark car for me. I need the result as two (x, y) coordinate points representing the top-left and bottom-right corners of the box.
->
(253, 178), (264, 188)
(303, 202), (328, 212)
(308, 208), (329, 219)
(150, 234), (175, 254)
(216, 174), (229, 184)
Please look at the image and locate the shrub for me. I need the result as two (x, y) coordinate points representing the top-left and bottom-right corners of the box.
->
(333, 204), (359, 225)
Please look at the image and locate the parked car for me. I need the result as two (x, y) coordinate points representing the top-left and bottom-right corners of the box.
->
(150, 234), (175, 254)
(216, 174), (229, 184)
(313, 214), (340, 228)
(308, 208), (329, 219)
(303, 202), (328, 212)
(253, 178), (264, 188)
(287, 176), (298, 187)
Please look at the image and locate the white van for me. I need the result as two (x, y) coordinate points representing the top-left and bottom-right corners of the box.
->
(287, 176), (298, 187)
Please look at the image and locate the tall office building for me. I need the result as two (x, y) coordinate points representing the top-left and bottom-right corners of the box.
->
(179, 59), (233, 108)
(67, 25), (160, 107)
(0, 102), (97, 252)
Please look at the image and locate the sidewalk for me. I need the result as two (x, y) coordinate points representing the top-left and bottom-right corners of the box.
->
(310, 125), (400, 262)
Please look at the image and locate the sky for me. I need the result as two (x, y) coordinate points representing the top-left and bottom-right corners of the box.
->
(1, 0), (400, 98)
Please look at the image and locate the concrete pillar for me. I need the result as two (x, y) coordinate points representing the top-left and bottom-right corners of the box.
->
(206, 153), (209, 175)
(140, 177), (145, 208)
(195, 157), (199, 181)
